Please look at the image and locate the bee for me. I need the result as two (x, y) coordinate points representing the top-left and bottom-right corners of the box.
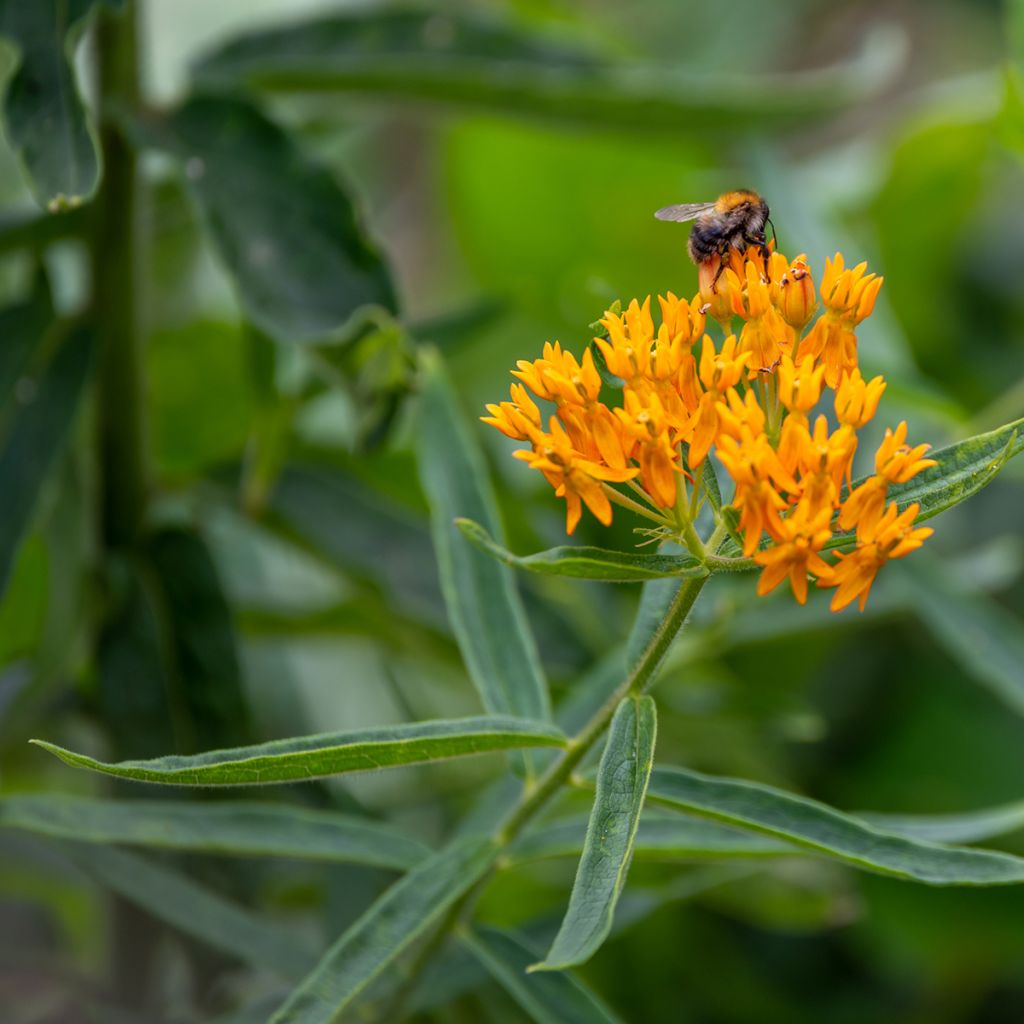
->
(655, 189), (774, 288)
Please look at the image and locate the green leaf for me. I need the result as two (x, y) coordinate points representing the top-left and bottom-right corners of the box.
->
(532, 696), (656, 971)
(31, 715), (567, 786)
(416, 353), (550, 726)
(0, 318), (95, 598)
(899, 555), (1024, 717)
(647, 765), (1024, 885)
(137, 94), (395, 341)
(194, 9), (901, 133)
(458, 519), (707, 583)
(269, 836), (497, 1022)
(57, 841), (314, 977)
(0, 793), (430, 869)
(0, 1), (104, 207)
(861, 801), (1024, 845)
(463, 926), (624, 1024)
(511, 813), (796, 864)
(625, 577), (680, 668)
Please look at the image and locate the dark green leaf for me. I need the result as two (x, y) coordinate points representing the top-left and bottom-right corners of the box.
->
(533, 696), (656, 971)
(0, 793), (430, 869)
(648, 765), (1024, 885)
(31, 716), (568, 786)
(464, 926), (624, 1024)
(458, 519), (707, 583)
(269, 836), (497, 1022)
(194, 10), (900, 134)
(417, 353), (550, 725)
(0, 1), (104, 207)
(511, 813), (796, 864)
(0, 318), (94, 598)
(58, 841), (314, 976)
(137, 94), (395, 341)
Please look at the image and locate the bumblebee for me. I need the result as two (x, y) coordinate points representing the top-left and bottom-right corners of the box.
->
(655, 189), (773, 282)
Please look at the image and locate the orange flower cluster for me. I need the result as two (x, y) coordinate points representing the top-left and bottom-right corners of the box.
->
(483, 246), (935, 611)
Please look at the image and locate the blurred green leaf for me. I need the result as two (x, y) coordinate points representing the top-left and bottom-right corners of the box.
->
(458, 519), (707, 582)
(417, 352), (550, 725)
(0, 793), (430, 869)
(194, 9), (902, 133)
(269, 835), (497, 1023)
(97, 526), (251, 761)
(533, 696), (655, 971)
(136, 94), (395, 341)
(31, 716), (568, 785)
(59, 841), (315, 976)
(0, 1), (111, 207)
(647, 766), (1024, 886)
(0, 316), (94, 598)
(861, 801), (1024, 845)
(0, 203), (89, 254)
(464, 926), (624, 1024)
(511, 812), (796, 864)
(900, 556), (1024, 717)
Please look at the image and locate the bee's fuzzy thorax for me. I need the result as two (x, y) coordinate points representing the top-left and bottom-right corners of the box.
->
(715, 189), (763, 213)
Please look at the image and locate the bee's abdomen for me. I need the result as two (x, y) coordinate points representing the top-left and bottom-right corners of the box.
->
(688, 219), (722, 264)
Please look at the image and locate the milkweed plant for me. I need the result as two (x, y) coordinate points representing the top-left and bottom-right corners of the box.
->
(32, 234), (1024, 1021)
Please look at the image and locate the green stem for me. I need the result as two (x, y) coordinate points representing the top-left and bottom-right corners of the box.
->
(381, 574), (709, 1018)
(92, 2), (147, 547)
(602, 483), (674, 527)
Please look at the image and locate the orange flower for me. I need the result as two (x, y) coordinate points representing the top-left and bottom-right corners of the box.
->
(482, 383), (543, 441)
(514, 417), (638, 534)
(797, 253), (883, 388)
(615, 390), (680, 508)
(825, 501), (933, 611)
(776, 353), (825, 414)
(732, 262), (792, 375)
(688, 335), (750, 466)
(658, 291), (706, 348)
(754, 499), (834, 604)
(834, 368), (886, 428)
(874, 421), (937, 484)
(595, 298), (654, 383)
(770, 252), (817, 329)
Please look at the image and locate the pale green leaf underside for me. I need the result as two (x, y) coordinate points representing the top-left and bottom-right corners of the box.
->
(0, 793), (429, 869)
(30, 716), (567, 786)
(512, 812), (796, 864)
(533, 696), (656, 971)
(647, 765), (1024, 885)
(860, 801), (1024, 845)
(270, 836), (497, 1023)
(463, 926), (624, 1024)
(457, 519), (707, 583)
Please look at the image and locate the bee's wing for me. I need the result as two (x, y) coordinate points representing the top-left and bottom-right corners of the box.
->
(654, 202), (715, 222)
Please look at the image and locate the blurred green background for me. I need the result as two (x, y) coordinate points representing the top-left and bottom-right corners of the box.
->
(1, 0), (1024, 1021)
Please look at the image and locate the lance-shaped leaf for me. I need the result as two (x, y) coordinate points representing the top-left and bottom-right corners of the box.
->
(457, 519), (707, 583)
(0, 1), (110, 207)
(647, 766), (1024, 885)
(0, 793), (429, 869)
(59, 842), (314, 977)
(0, 316), (95, 598)
(463, 926), (624, 1024)
(30, 716), (567, 786)
(194, 9), (901, 134)
(532, 696), (656, 971)
(269, 836), (497, 1022)
(511, 813), (796, 864)
(136, 94), (395, 341)
(417, 353), (550, 724)
(860, 800), (1024, 845)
